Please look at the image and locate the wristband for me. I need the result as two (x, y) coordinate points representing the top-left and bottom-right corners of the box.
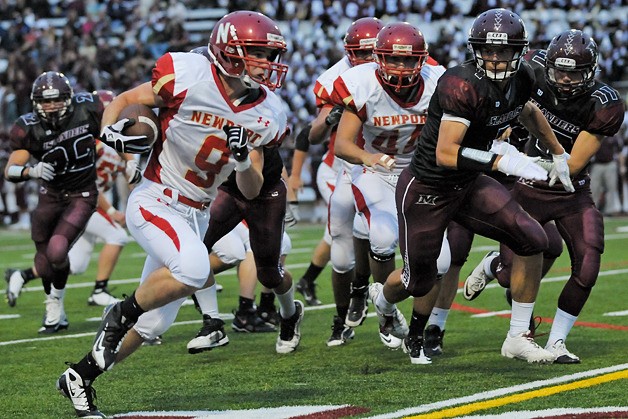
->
(234, 158), (252, 172)
(106, 207), (117, 216)
(6, 165), (27, 181)
(457, 147), (497, 172)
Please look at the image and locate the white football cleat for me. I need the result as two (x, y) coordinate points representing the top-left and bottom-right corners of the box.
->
(463, 251), (499, 301)
(39, 294), (69, 334)
(546, 339), (580, 364)
(5, 269), (25, 307)
(501, 331), (555, 364)
(87, 287), (121, 306)
(368, 282), (408, 349)
(276, 300), (304, 354)
(57, 366), (105, 418)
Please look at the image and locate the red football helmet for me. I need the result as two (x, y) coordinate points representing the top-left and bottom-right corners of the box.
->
(31, 71), (74, 126)
(374, 22), (428, 92)
(208, 11), (288, 91)
(344, 17), (384, 66)
(545, 29), (598, 99)
(467, 8), (529, 81)
(93, 90), (116, 108)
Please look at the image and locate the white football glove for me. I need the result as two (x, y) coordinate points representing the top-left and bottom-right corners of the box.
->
(101, 118), (151, 154)
(285, 201), (300, 228)
(125, 159), (142, 185)
(28, 161), (55, 181)
(496, 153), (548, 181)
(223, 125), (249, 162)
(490, 139), (520, 156)
(549, 152), (575, 193)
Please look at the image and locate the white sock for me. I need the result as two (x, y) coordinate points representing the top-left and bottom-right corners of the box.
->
(276, 284), (296, 319)
(509, 300), (535, 337)
(547, 308), (578, 346)
(375, 289), (395, 316)
(194, 285), (219, 318)
(50, 286), (65, 300)
(428, 307), (449, 331)
(483, 253), (499, 279)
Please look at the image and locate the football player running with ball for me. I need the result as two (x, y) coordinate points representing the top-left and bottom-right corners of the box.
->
(368, 9), (575, 364)
(56, 11), (293, 418)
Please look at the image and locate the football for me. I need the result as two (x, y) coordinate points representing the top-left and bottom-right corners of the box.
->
(117, 104), (161, 147)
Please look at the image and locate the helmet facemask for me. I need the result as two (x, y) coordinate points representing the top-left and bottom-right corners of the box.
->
(31, 72), (74, 127)
(375, 50), (427, 91)
(545, 30), (598, 99)
(470, 41), (527, 81)
(467, 9), (529, 81)
(208, 14), (288, 91)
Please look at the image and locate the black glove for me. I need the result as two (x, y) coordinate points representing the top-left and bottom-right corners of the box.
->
(325, 105), (344, 127)
(223, 125), (249, 162)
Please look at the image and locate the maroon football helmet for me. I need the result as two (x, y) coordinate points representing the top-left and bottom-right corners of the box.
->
(545, 29), (598, 99)
(31, 71), (74, 126)
(344, 17), (384, 66)
(467, 8), (529, 81)
(93, 90), (116, 108)
(374, 22), (428, 91)
(208, 11), (288, 91)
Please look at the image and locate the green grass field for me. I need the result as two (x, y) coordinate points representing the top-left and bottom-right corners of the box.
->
(1, 219), (627, 418)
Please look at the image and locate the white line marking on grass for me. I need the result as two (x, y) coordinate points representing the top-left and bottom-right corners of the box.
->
(0, 314), (20, 320)
(368, 363), (628, 419)
(470, 310), (512, 318)
(455, 406), (628, 418)
(604, 310), (628, 317)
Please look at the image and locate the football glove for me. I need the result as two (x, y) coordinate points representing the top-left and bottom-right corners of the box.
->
(496, 153), (547, 181)
(285, 201), (300, 228)
(490, 139), (520, 156)
(101, 118), (151, 154)
(28, 161), (55, 181)
(325, 105), (344, 127)
(223, 125), (249, 162)
(549, 152), (575, 192)
(125, 159), (142, 185)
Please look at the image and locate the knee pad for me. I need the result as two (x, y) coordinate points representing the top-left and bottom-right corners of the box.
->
(368, 220), (398, 256)
(511, 212), (548, 256)
(47, 235), (70, 266)
(256, 265), (283, 289)
(172, 251), (211, 288)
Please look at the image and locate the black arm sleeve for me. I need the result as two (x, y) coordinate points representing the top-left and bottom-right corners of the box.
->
(294, 124), (311, 152)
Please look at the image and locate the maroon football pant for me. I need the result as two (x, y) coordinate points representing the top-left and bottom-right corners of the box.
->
(496, 182), (603, 316)
(397, 170), (548, 297)
(31, 187), (97, 293)
(204, 180), (287, 289)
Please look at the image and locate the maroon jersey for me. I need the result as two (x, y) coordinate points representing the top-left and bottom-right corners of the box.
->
(525, 49), (625, 184)
(9, 92), (101, 192)
(410, 59), (535, 186)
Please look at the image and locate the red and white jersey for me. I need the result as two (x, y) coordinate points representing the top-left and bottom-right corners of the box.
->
(313, 56), (352, 172)
(332, 62), (445, 174)
(144, 52), (288, 202)
(95, 140), (124, 192)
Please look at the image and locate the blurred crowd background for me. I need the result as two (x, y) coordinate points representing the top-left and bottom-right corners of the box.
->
(1, 0), (627, 226)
